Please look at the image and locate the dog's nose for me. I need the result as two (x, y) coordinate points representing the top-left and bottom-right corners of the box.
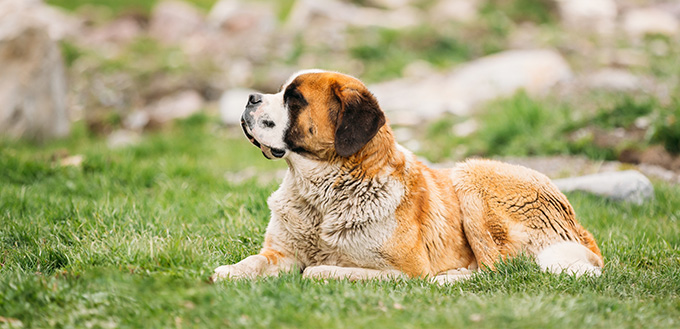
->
(248, 93), (262, 106)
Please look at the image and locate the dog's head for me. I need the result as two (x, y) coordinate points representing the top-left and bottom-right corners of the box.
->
(241, 70), (386, 161)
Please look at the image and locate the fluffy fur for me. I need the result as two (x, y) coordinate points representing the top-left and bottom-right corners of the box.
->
(213, 70), (603, 284)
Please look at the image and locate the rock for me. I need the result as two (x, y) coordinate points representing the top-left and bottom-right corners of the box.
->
(370, 77), (451, 125)
(353, 6), (422, 29)
(364, 0), (415, 9)
(501, 156), (605, 179)
(287, 0), (421, 32)
(429, 0), (480, 23)
(124, 110), (150, 131)
(584, 68), (642, 91)
(401, 60), (436, 78)
(224, 59), (254, 88)
(638, 164), (680, 185)
(611, 48), (648, 68)
(219, 88), (259, 125)
(623, 7), (679, 38)
(80, 16), (143, 49)
(393, 127), (415, 142)
(149, 0), (205, 44)
(199, 0), (277, 63)
(445, 49), (572, 109)
(555, 0), (617, 35)
(634, 116), (652, 130)
(639, 145), (674, 170)
(147, 90), (205, 124)
(208, 0), (275, 31)
(59, 154), (84, 168)
(553, 170), (654, 204)
(452, 119), (478, 137)
(657, 2), (680, 20)
(0, 0), (70, 140)
(107, 129), (140, 148)
(371, 49), (572, 122)
(30, 2), (81, 40)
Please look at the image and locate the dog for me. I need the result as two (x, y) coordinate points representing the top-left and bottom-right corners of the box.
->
(212, 70), (603, 284)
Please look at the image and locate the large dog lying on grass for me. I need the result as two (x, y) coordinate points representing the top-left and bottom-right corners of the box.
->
(212, 70), (603, 284)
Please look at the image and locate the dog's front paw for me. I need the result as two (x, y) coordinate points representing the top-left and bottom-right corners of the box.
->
(303, 265), (400, 281)
(431, 268), (473, 285)
(303, 265), (345, 280)
(211, 264), (256, 281)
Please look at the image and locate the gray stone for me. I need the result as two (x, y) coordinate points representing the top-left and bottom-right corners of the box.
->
(556, 0), (617, 35)
(202, 0), (277, 63)
(147, 90), (205, 124)
(0, 0), (70, 140)
(446, 49), (572, 109)
(364, 0), (415, 9)
(149, 0), (205, 44)
(370, 49), (572, 122)
(29, 1), (81, 40)
(287, 0), (421, 31)
(80, 16), (142, 49)
(584, 68), (642, 91)
(553, 170), (654, 205)
(623, 7), (679, 38)
(107, 129), (140, 149)
(452, 119), (478, 137)
(429, 0), (479, 23)
(123, 110), (150, 131)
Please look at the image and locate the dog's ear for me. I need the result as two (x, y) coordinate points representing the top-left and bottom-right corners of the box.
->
(333, 83), (386, 157)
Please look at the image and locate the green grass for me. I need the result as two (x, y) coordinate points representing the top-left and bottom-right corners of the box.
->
(422, 90), (680, 162)
(1, 115), (679, 328)
(348, 26), (472, 82)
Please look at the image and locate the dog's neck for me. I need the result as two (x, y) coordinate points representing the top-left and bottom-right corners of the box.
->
(283, 125), (408, 210)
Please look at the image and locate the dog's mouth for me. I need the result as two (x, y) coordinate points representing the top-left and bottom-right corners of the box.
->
(241, 120), (286, 159)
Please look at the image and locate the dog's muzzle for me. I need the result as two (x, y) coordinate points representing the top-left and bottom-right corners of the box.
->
(241, 93), (286, 159)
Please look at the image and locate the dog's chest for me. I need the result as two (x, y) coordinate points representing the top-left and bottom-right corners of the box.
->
(268, 170), (403, 268)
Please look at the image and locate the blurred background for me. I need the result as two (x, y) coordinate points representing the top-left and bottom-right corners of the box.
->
(1, 0), (679, 181)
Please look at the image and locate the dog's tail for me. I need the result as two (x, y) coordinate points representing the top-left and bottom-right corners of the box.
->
(536, 241), (603, 277)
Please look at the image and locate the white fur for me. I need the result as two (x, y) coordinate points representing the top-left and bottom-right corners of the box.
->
(247, 90), (288, 153)
(536, 241), (602, 277)
(432, 268), (474, 285)
(302, 265), (405, 281)
(212, 254), (298, 280)
(283, 69), (327, 87)
(270, 154), (404, 269)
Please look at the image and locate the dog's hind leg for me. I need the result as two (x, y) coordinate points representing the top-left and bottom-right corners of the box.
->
(536, 241), (603, 277)
(458, 193), (506, 270)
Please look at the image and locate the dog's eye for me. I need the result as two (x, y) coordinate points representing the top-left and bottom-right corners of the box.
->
(289, 90), (303, 101)
(285, 89), (307, 106)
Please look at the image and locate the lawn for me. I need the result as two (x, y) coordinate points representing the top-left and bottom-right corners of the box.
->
(1, 115), (679, 328)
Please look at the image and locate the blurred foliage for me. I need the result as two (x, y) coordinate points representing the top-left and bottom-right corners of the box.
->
(590, 95), (656, 129)
(481, 0), (558, 25)
(59, 40), (82, 67)
(476, 91), (571, 157)
(349, 26), (471, 82)
(47, 0), (217, 13)
(653, 99), (680, 155)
